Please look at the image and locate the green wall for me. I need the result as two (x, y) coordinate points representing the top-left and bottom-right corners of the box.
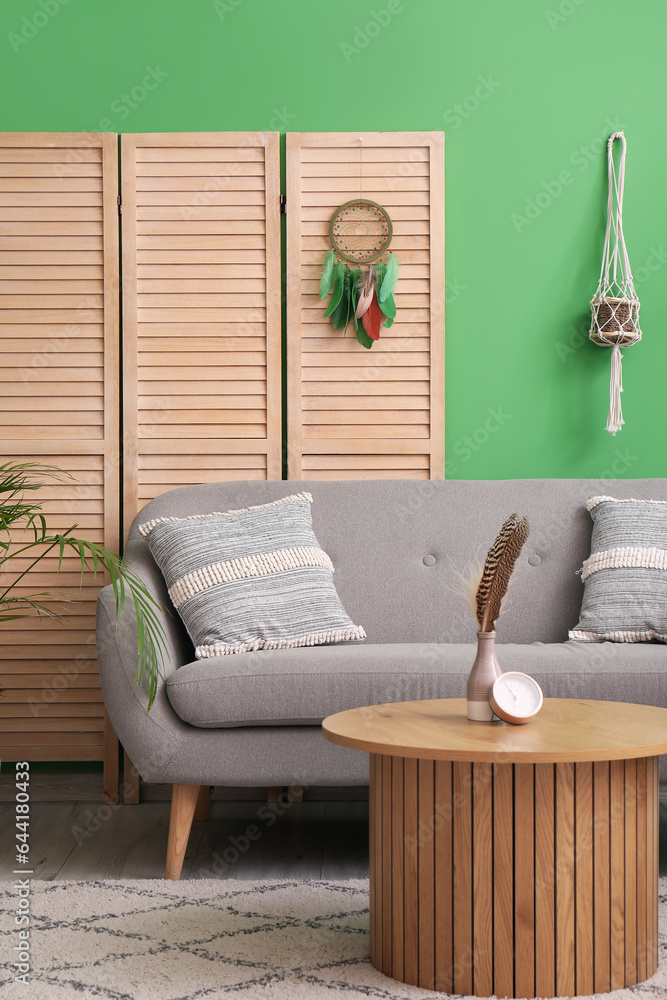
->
(1, 0), (665, 481)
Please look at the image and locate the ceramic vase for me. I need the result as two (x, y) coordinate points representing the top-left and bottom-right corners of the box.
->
(467, 630), (501, 721)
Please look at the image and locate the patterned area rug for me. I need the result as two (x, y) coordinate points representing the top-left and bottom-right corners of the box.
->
(0, 878), (665, 999)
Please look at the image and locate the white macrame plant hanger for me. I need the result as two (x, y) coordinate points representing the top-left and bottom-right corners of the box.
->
(590, 131), (641, 435)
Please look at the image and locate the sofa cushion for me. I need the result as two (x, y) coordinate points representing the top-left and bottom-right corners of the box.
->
(138, 491), (365, 657)
(570, 495), (667, 642)
(165, 640), (667, 728)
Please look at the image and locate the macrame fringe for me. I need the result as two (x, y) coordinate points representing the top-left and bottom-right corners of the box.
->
(606, 343), (624, 435)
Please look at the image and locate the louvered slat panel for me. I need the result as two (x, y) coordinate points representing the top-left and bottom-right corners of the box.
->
(122, 132), (281, 523)
(287, 132), (444, 480)
(0, 134), (119, 791)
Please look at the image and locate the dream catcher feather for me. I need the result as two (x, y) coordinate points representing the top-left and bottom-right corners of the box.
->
(319, 140), (399, 349)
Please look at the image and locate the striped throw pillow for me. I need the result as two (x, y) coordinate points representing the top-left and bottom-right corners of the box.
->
(569, 496), (667, 642)
(139, 492), (366, 657)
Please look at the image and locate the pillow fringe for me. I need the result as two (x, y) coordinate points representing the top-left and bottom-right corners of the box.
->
(587, 495), (667, 511)
(169, 545), (335, 607)
(582, 545), (667, 581)
(138, 492), (314, 537)
(196, 625), (367, 657)
(569, 627), (667, 642)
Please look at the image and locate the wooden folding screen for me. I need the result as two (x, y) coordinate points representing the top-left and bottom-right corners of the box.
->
(286, 131), (444, 480)
(121, 132), (282, 524)
(0, 129), (443, 793)
(0, 132), (120, 796)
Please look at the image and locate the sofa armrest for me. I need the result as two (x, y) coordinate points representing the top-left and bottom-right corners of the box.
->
(95, 540), (196, 783)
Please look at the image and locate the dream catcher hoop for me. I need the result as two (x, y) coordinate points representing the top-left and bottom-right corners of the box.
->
(589, 132), (642, 435)
(329, 198), (393, 264)
(320, 138), (399, 349)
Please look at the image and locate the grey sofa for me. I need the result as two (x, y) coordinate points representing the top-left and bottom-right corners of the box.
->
(96, 479), (667, 878)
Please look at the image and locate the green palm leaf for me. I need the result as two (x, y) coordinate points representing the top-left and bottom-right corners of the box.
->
(0, 461), (167, 711)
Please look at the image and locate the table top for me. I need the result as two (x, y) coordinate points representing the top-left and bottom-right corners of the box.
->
(322, 698), (667, 763)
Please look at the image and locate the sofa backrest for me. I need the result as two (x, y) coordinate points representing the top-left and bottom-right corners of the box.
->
(126, 479), (667, 645)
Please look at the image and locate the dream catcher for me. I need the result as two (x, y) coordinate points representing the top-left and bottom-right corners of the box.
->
(319, 139), (399, 349)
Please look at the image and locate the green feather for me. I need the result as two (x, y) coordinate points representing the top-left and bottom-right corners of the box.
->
(342, 272), (355, 336)
(378, 252), (398, 304)
(323, 261), (345, 318)
(330, 271), (351, 329)
(355, 326), (374, 349)
(319, 250), (336, 300)
(382, 292), (396, 327)
(350, 269), (361, 333)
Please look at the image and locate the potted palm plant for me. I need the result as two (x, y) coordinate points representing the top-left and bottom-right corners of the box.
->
(0, 460), (166, 709)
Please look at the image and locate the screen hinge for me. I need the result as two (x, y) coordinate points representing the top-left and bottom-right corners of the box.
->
(117, 195), (122, 215)
(279, 194), (286, 214)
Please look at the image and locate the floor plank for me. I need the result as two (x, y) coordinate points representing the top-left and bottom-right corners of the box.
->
(0, 783), (663, 882)
(0, 772), (104, 802)
(56, 803), (176, 880)
(189, 801), (326, 880)
(0, 801), (104, 880)
(0, 769), (370, 803)
(321, 801), (369, 879)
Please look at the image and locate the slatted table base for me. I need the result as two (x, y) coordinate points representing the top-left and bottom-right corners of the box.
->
(369, 753), (659, 997)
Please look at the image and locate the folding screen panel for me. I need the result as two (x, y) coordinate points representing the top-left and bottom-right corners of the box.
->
(0, 129), (443, 792)
(121, 132), (282, 525)
(286, 131), (444, 480)
(0, 132), (120, 794)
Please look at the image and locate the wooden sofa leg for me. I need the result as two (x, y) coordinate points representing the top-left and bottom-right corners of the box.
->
(267, 786), (283, 802)
(165, 784), (200, 881)
(287, 785), (303, 802)
(194, 784), (211, 822)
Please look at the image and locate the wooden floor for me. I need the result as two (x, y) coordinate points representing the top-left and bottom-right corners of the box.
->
(0, 775), (665, 882)
(0, 776), (369, 881)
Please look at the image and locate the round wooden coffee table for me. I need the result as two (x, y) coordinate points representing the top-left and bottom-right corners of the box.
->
(323, 698), (667, 998)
